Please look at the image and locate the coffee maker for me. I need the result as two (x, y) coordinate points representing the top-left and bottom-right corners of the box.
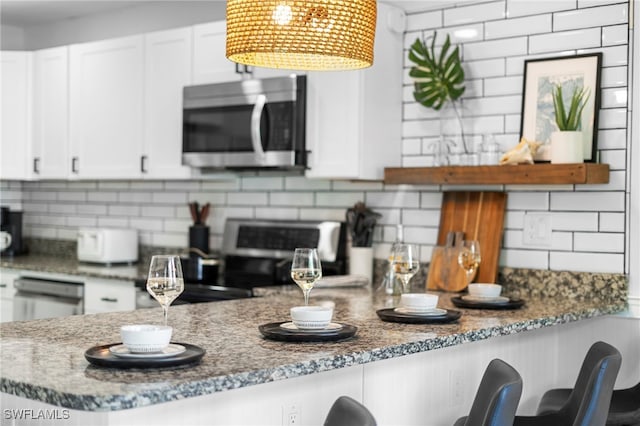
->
(1, 207), (26, 256)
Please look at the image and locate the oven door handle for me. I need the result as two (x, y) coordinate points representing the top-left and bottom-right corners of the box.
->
(250, 94), (267, 164)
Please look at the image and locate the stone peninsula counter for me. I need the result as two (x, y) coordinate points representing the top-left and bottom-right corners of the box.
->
(0, 286), (626, 414)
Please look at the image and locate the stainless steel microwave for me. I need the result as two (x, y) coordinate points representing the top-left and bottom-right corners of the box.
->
(182, 75), (306, 170)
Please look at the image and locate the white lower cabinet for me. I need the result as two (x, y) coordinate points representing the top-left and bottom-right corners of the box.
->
(84, 279), (136, 314)
(0, 270), (19, 323)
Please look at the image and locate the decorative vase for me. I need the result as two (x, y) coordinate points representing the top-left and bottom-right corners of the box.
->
(439, 100), (468, 162)
(348, 246), (373, 283)
(551, 131), (583, 164)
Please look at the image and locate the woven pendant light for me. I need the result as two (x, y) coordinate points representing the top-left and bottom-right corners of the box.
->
(226, 0), (377, 71)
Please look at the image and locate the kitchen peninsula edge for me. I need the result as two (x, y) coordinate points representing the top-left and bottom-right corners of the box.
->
(1, 281), (628, 412)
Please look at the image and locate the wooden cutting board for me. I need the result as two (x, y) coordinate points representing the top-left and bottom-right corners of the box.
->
(426, 191), (507, 291)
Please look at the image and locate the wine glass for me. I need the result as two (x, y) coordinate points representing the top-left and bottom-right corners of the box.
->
(457, 240), (482, 288)
(390, 243), (420, 293)
(290, 248), (322, 305)
(146, 255), (184, 325)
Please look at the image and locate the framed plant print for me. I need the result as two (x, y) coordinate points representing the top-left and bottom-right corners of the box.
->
(519, 53), (602, 162)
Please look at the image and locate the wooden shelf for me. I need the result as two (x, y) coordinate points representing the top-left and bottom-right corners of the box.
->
(384, 163), (610, 185)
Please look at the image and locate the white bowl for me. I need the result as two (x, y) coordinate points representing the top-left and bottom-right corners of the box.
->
(400, 293), (438, 310)
(290, 306), (333, 330)
(120, 324), (172, 353)
(468, 283), (502, 298)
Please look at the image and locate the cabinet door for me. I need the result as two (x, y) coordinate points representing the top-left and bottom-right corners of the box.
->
(33, 46), (69, 179)
(0, 51), (33, 180)
(0, 270), (19, 323)
(143, 27), (193, 179)
(69, 35), (144, 179)
(84, 279), (136, 314)
(192, 21), (242, 85)
(305, 71), (362, 180)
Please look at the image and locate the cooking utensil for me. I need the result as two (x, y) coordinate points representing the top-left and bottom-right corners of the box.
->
(346, 202), (381, 247)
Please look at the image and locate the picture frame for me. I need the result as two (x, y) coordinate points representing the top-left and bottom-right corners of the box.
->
(519, 53), (602, 162)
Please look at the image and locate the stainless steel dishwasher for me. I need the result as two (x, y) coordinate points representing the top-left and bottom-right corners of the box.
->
(13, 277), (84, 321)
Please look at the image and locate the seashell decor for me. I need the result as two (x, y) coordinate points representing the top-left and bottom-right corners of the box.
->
(499, 138), (542, 165)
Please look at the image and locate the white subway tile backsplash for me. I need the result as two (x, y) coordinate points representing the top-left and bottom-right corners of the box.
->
(241, 176), (284, 191)
(444, 23), (484, 44)
(505, 115), (521, 133)
(141, 206), (175, 218)
(187, 192), (226, 205)
(66, 216), (97, 227)
(403, 138), (422, 155)
(600, 87), (628, 108)
(227, 192), (268, 206)
(499, 248), (549, 269)
(585, 45), (628, 67)
(315, 192), (364, 207)
(402, 209), (440, 226)
(376, 208), (401, 226)
(270, 192), (314, 206)
(404, 103), (433, 120)
(77, 204), (107, 215)
(506, 0), (576, 19)
(57, 192), (87, 202)
(462, 95), (521, 116)
(550, 192), (625, 212)
(550, 251), (623, 273)
(420, 192), (444, 209)
(255, 207), (298, 220)
(29, 226), (58, 239)
(367, 191), (420, 208)
(403, 119), (442, 138)
(151, 192), (188, 204)
(599, 212), (625, 232)
(88, 192), (118, 202)
(299, 208), (346, 222)
(97, 217), (129, 228)
(128, 181), (163, 190)
(49, 204), (76, 214)
(601, 66), (628, 88)
(284, 176), (330, 191)
(332, 181), (384, 191)
(151, 233), (187, 248)
(551, 212), (598, 231)
(97, 181), (131, 190)
(597, 129), (627, 150)
(463, 37), (528, 61)
(403, 155), (433, 168)
(162, 219), (192, 233)
(599, 150), (626, 170)
(484, 76), (523, 96)
(507, 192), (549, 210)
(574, 232), (624, 253)
(29, 191), (57, 201)
(130, 218), (163, 232)
(406, 10), (442, 32)
(554, 4), (628, 31)
(444, 1), (505, 26)
(504, 210), (525, 229)
(485, 14), (551, 39)
(118, 191), (153, 203)
(599, 108), (627, 129)
(201, 179), (241, 191)
(57, 228), (78, 240)
(403, 226), (438, 245)
(108, 205), (141, 216)
(602, 24), (628, 46)
(504, 229), (573, 251)
(529, 28), (601, 54)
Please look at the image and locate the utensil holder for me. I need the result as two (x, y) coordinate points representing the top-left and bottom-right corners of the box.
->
(189, 225), (209, 255)
(348, 246), (373, 283)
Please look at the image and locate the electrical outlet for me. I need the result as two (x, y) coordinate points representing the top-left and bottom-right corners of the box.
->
(449, 369), (464, 406)
(523, 213), (552, 247)
(282, 403), (300, 426)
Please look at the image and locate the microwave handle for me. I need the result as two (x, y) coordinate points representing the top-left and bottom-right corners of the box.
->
(250, 94), (266, 163)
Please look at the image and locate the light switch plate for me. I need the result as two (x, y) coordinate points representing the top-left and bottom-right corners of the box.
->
(523, 213), (552, 248)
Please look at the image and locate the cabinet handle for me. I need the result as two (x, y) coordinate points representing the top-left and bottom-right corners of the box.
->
(141, 155), (148, 173)
(0, 284), (7, 288)
(72, 157), (79, 173)
(100, 297), (118, 303)
(235, 63), (242, 74)
(33, 158), (40, 174)
(244, 65), (253, 74)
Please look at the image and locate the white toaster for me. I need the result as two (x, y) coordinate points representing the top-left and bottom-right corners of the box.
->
(77, 228), (138, 264)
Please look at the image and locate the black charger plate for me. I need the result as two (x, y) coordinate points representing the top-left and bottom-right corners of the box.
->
(376, 308), (462, 324)
(451, 296), (525, 310)
(259, 322), (357, 342)
(85, 342), (205, 369)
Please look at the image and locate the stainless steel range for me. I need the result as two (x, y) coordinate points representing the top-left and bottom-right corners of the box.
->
(139, 218), (347, 304)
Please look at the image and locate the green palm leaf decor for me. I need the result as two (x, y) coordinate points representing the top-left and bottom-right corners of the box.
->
(552, 84), (590, 131)
(408, 33), (465, 110)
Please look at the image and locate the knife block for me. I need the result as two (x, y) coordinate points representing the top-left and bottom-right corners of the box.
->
(189, 225), (209, 255)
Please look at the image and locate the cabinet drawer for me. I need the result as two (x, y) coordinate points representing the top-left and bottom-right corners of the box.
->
(0, 270), (20, 298)
(85, 279), (136, 313)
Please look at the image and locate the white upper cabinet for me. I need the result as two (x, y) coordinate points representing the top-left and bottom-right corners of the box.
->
(143, 27), (193, 179)
(305, 4), (404, 180)
(192, 21), (242, 85)
(33, 46), (70, 179)
(69, 35), (144, 179)
(1, 51), (33, 180)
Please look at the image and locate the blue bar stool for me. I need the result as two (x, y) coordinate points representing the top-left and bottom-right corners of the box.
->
(453, 358), (523, 426)
(324, 396), (377, 426)
(537, 381), (640, 425)
(514, 341), (622, 426)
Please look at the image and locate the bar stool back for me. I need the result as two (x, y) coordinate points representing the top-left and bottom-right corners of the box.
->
(324, 396), (377, 426)
(514, 341), (622, 426)
(453, 358), (523, 426)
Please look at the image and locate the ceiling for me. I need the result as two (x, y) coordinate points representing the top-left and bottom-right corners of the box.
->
(0, 1), (443, 28)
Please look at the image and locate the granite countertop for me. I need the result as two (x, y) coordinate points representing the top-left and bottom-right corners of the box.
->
(1, 254), (148, 281)
(0, 287), (626, 412)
